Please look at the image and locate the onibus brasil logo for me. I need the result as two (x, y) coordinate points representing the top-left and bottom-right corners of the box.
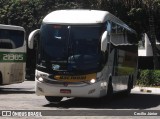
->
(1, 111), (42, 117)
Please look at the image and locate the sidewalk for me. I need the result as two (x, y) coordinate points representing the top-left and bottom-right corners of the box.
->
(132, 86), (160, 94)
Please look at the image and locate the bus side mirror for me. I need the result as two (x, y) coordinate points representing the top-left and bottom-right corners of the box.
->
(101, 31), (108, 52)
(28, 29), (40, 49)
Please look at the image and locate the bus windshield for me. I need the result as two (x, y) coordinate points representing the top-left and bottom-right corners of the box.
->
(39, 24), (103, 72)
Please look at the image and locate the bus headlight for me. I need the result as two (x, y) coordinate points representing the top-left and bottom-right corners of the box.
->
(38, 77), (44, 82)
(90, 79), (96, 84)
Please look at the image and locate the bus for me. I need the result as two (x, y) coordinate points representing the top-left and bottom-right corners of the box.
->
(0, 24), (26, 85)
(28, 10), (138, 103)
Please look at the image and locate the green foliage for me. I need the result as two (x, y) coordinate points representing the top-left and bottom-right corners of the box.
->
(127, 8), (148, 39)
(137, 70), (160, 87)
(0, 0), (41, 33)
(0, 0), (80, 33)
(0, 0), (159, 37)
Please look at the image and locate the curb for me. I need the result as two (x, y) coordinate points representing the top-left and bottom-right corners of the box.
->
(140, 89), (152, 93)
(132, 86), (160, 94)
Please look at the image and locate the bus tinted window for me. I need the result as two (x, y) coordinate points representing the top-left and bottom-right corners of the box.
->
(0, 29), (24, 49)
(111, 22), (137, 45)
(111, 23), (125, 45)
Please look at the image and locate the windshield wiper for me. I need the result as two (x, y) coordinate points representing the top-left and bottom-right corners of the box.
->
(66, 26), (79, 71)
(66, 26), (71, 66)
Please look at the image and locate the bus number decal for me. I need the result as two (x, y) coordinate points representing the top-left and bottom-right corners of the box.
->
(3, 54), (23, 61)
(0, 52), (25, 62)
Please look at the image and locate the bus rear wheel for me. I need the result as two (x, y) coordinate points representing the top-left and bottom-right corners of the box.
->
(0, 72), (2, 85)
(124, 75), (133, 96)
(107, 78), (113, 100)
(45, 96), (63, 103)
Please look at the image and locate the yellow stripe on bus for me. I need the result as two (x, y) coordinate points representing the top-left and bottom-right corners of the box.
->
(54, 73), (97, 82)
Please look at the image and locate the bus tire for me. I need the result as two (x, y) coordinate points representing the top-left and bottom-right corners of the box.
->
(124, 75), (133, 96)
(107, 77), (113, 100)
(0, 72), (2, 85)
(45, 96), (63, 103)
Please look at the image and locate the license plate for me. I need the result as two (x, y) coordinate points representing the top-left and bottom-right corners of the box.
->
(60, 89), (71, 94)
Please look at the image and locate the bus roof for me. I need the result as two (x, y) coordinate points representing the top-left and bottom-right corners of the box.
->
(43, 10), (135, 33)
(0, 24), (25, 32)
(43, 10), (109, 24)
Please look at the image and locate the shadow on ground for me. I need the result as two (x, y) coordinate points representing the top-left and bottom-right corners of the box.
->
(0, 88), (35, 94)
(43, 92), (160, 110)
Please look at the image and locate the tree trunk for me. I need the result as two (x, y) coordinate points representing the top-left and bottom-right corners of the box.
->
(148, 10), (160, 69)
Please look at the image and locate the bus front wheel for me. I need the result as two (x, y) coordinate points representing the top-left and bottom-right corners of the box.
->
(45, 96), (63, 103)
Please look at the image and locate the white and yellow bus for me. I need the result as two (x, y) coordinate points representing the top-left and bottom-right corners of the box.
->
(0, 24), (26, 85)
(28, 10), (138, 103)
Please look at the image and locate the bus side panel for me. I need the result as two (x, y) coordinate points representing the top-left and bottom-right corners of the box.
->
(110, 22), (138, 92)
(0, 49), (26, 85)
(0, 63), (25, 85)
(112, 46), (138, 92)
(96, 49), (115, 96)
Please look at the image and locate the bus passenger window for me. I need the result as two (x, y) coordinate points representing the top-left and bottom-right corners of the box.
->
(111, 23), (125, 45)
(0, 29), (24, 49)
(0, 42), (14, 49)
(111, 23), (117, 33)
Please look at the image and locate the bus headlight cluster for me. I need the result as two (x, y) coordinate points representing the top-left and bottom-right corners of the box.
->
(38, 77), (44, 82)
(90, 79), (96, 84)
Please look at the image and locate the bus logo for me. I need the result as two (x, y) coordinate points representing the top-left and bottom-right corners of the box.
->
(2, 111), (11, 116)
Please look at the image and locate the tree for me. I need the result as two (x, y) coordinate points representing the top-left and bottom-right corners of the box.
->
(111, 0), (160, 69)
(142, 0), (160, 69)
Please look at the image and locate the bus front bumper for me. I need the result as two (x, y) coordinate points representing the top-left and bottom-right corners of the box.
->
(35, 79), (108, 98)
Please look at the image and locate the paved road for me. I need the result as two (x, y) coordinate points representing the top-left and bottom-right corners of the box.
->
(0, 81), (160, 119)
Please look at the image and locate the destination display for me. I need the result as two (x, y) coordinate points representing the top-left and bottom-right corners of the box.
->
(54, 73), (97, 82)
